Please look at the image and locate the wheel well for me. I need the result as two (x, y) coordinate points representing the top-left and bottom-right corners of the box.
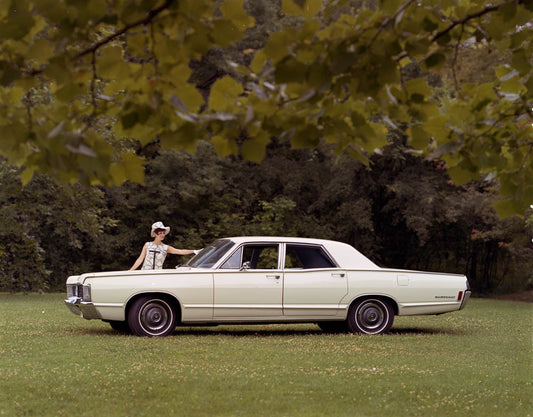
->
(350, 295), (398, 316)
(125, 292), (182, 323)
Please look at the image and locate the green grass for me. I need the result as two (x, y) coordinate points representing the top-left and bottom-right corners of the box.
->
(1, 294), (531, 417)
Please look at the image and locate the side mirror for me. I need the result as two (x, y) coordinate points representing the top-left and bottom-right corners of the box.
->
(240, 261), (251, 271)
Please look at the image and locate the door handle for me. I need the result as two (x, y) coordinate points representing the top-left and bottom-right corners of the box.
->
(331, 273), (345, 278)
(266, 274), (281, 280)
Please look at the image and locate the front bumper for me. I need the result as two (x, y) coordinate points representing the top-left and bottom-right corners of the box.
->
(65, 297), (101, 320)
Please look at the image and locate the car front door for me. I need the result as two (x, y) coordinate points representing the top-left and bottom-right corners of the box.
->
(282, 244), (348, 316)
(213, 244), (283, 318)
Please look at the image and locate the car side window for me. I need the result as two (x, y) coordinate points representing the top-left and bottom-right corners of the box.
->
(220, 247), (242, 269)
(220, 244), (280, 270)
(252, 246), (279, 269)
(285, 245), (336, 269)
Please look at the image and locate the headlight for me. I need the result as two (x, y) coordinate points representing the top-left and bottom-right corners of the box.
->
(67, 284), (91, 301)
(82, 284), (91, 301)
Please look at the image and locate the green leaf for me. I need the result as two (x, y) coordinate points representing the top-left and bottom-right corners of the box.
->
(27, 39), (54, 62)
(85, 0), (108, 22)
(275, 56), (308, 83)
(125, 31), (149, 57)
(211, 20), (243, 46)
(330, 52), (358, 75)
(208, 76), (243, 112)
(405, 38), (432, 57)
(96, 46), (131, 80)
(424, 52), (446, 69)
(492, 200), (517, 218)
(525, 75), (533, 95)
(241, 131), (270, 162)
(20, 166), (37, 185)
(120, 103), (153, 131)
(448, 164), (478, 185)
(44, 57), (72, 84)
(220, 0), (254, 28)
(500, 78), (526, 95)
(512, 49), (531, 76)
(251, 50), (267, 74)
(211, 135), (237, 157)
(498, 2), (517, 21)
(160, 123), (199, 153)
(110, 153), (145, 185)
(291, 125), (320, 149)
(282, 0), (322, 17)
(0, 0), (34, 40)
(471, 83), (497, 112)
(263, 31), (292, 64)
(55, 81), (86, 101)
(409, 125), (431, 149)
(423, 115), (449, 142)
(0, 60), (20, 86)
(405, 79), (432, 102)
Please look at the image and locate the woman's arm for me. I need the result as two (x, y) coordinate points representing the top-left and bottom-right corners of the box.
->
(167, 246), (197, 255)
(130, 243), (147, 270)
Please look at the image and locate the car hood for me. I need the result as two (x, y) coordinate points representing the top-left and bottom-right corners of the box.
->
(66, 267), (210, 284)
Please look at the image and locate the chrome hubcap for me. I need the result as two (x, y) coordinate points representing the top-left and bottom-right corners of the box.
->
(139, 300), (172, 334)
(356, 301), (387, 333)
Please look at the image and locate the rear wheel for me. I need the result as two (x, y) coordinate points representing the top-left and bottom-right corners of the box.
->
(128, 296), (177, 337)
(347, 298), (394, 335)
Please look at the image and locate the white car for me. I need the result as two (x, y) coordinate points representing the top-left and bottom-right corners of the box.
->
(65, 236), (471, 336)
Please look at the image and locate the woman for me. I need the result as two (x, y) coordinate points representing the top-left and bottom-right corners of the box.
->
(130, 222), (199, 270)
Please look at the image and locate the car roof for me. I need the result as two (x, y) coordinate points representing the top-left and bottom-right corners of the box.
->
(223, 236), (379, 269)
(225, 236), (340, 245)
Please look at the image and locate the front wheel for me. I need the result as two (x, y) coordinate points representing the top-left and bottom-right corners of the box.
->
(128, 296), (177, 337)
(347, 298), (394, 335)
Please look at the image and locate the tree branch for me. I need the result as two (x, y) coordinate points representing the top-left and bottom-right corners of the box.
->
(432, 4), (499, 42)
(75, 0), (175, 59)
(451, 24), (465, 97)
(370, 0), (417, 46)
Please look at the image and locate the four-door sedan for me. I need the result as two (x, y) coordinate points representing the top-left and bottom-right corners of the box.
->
(65, 236), (471, 336)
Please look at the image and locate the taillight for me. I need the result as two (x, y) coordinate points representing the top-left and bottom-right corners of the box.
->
(457, 291), (463, 301)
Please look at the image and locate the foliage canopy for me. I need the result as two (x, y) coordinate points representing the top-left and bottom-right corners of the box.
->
(0, 0), (532, 215)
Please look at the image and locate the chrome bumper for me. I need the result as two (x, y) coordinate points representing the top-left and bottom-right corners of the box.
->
(65, 297), (100, 320)
(459, 290), (472, 310)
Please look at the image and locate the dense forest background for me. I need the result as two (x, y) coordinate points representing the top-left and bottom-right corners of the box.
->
(1, 139), (532, 295)
(0, 0), (532, 295)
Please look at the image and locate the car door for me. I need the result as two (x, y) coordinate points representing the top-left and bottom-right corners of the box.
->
(213, 243), (283, 318)
(282, 244), (348, 316)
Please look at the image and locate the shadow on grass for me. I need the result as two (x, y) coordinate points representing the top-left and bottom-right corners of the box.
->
(69, 324), (467, 337)
(389, 327), (468, 336)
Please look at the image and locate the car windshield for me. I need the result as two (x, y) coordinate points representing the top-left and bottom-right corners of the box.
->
(185, 239), (235, 268)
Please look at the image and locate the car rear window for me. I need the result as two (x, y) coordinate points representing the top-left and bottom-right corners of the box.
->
(285, 245), (336, 269)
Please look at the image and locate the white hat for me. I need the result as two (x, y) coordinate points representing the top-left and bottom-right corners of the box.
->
(151, 221), (170, 237)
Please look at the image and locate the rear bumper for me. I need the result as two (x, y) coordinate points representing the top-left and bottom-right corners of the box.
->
(459, 290), (472, 310)
(65, 297), (100, 320)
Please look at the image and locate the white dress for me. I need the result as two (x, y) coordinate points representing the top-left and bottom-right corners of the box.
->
(142, 242), (168, 269)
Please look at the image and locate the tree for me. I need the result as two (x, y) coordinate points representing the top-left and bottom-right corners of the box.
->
(0, 158), (115, 291)
(0, 0), (531, 216)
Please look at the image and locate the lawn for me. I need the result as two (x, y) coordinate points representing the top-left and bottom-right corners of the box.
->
(0, 294), (531, 417)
